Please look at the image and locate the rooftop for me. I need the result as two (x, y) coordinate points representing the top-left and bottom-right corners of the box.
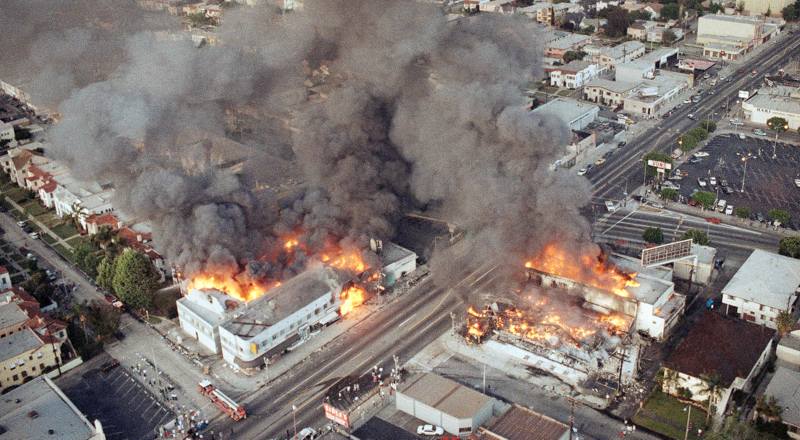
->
(381, 242), (416, 267)
(745, 93), (800, 117)
(762, 367), (800, 427)
(546, 34), (590, 51)
(472, 405), (568, 440)
(667, 311), (775, 387)
(600, 41), (645, 60)
(531, 98), (598, 125)
(0, 327), (45, 362)
(584, 78), (637, 94)
(0, 376), (100, 440)
(612, 255), (673, 304)
(722, 249), (800, 310)
(0, 302), (30, 330)
(398, 373), (494, 419)
(223, 265), (351, 338)
(552, 60), (595, 73)
(699, 12), (763, 25)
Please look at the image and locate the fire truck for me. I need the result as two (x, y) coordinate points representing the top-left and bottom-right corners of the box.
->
(198, 380), (246, 421)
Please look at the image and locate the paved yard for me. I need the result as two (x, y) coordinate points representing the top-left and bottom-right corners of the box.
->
(55, 353), (174, 440)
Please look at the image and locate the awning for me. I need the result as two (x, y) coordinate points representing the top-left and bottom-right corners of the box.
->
(318, 311), (341, 326)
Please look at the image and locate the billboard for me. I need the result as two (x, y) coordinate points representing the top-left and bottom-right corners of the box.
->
(641, 87), (659, 97)
(642, 239), (693, 267)
(647, 159), (672, 170)
(324, 403), (350, 428)
(739, 90), (750, 99)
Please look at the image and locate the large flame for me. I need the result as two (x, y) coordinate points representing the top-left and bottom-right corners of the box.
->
(526, 243), (639, 298)
(322, 252), (367, 273)
(187, 275), (270, 302)
(340, 285), (367, 316)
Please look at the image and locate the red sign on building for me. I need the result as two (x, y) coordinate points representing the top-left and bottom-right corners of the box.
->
(324, 403), (350, 428)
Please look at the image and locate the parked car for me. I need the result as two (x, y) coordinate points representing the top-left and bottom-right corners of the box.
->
(689, 115), (699, 121)
(603, 151), (613, 159)
(690, 157), (703, 164)
(694, 152), (709, 158)
(297, 428), (318, 440)
(723, 186), (734, 194)
(731, 120), (744, 126)
(795, 179), (800, 188)
(706, 217), (722, 224)
(662, 181), (680, 190)
(577, 168), (588, 176)
(417, 425), (445, 436)
(739, 133), (746, 140)
(22, 226), (33, 234)
(617, 141), (627, 148)
(585, 164), (594, 171)
(16, 221), (25, 227)
(594, 158), (606, 165)
(754, 129), (767, 136)
(29, 232), (38, 239)
(709, 176), (717, 185)
(100, 359), (120, 373)
(725, 205), (734, 215)
(756, 212), (765, 222)
(697, 178), (707, 187)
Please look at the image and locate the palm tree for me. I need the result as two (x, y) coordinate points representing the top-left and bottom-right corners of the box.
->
(776, 311), (795, 335)
(66, 202), (88, 231)
(65, 301), (90, 344)
(699, 372), (723, 425)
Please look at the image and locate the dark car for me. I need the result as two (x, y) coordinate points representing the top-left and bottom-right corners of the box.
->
(756, 212), (765, 222)
(22, 226), (33, 233)
(689, 157), (703, 163)
(100, 359), (120, 373)
(617, 141), (627, 148)
(0, 206), (7, 212)
(722, 186), (734, 194)
(603, 151), (613, 159)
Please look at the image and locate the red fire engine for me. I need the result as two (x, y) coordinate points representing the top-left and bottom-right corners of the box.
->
(198, 380), (246, 421)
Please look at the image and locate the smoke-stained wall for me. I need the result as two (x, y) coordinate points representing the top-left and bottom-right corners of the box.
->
(1, 0), (596, 290)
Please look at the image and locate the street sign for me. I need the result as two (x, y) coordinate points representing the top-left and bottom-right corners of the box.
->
(647, 159), (672, 170)
(642, 239), (693, 267)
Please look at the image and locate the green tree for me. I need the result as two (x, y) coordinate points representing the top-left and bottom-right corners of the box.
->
(735, 206), (751, 220)
(660, 188), (678, 200)
(65, 301), (90, 344)
(767, 117), (789, 150)
(65, 202), (88, 230)
(766, 5), (772, 16)
(185, 12), (212, 27)
(676, 133), (698, 151)
(775, 310), (795, 334)
(87, 301), (121, 338)
(704, 412), (785, 440)
(599, 6), (631, 37)
(692, 191), (717, 209)
(783, 4), (797, 20)
(642, 226), (664, 244)
(642, 151), (674, 176)
(113, 249), (160, 310)
(21, 272), (53, 305)
(661, 3), (680, 19)
(681, 229), (710, 245)
(662, 29), (677, 43)
(736, 0), (745, 12)
(629, 10), (652, 21)
(96, 256), (117, 295)
(768, 209), (791, 225)
(756, 394), (783, 419)
(701, 119), (717, 132)
(689, 126), (709, 141)
(699, 372), (723, 424)
(13, 127), (32, 141)
(779, 236), (800, 258)
(562, 50), (587, 63)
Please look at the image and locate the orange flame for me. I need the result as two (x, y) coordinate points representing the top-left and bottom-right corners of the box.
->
(340, 285), (367, 316)
(284, 238), (299, 251)
(526, 243), (639, 298)
(322, 252), (367, 274)
(187, 275), (266, 302)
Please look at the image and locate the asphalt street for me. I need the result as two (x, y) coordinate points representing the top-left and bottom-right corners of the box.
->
(585, 26), (800, 207)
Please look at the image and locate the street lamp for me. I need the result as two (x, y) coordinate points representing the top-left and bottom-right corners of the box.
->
(767, 120), (789, 159)
(737, 152), (753, 192)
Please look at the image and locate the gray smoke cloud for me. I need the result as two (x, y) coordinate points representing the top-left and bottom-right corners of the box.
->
(3, 0), (595, 289)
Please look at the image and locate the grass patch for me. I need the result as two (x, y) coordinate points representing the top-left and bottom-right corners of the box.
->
(632, 389), (706, 440)
(10, 209), (21, 219)
(66, 236), (89, 248)
(52, 244), (73, 260)
(147, 316), (163, 325)
(42, 234), (57, 245)
(10, 254), (23, 262)
(4, 187), (29, 204)
(557, 89), (571, 96)
(22, 203), (47, 217)
(0, 258), (8, 266)
(10, 274), (25, 285)
(51, 223), (80, 240)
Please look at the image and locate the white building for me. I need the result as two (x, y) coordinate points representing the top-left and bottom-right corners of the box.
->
(0, 376), (105, 440)
(548, 60), (605, 89)
(664, 311), (775, 416)
(379, 242), (417, 286)
(697, 13), (765, 49)
(588, 41), (646, 70)
(673, 244), (717, 285)
(742, 86), (800, 130)
(583, 78), (637, 107)
(396, 373), (496, 437)
(0, 122), (15, 147)
(531, 98), (599, 131)
(722, 249), (800, 329)
(777, 326), (800, 365)
(622, 71), (692, 117)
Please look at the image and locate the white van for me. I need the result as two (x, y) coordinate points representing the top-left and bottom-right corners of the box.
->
(716, 199), (727, 212)
(671, 148), (683, 159)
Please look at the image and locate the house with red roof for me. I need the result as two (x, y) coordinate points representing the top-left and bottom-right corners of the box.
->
(663, 311), (775, 416)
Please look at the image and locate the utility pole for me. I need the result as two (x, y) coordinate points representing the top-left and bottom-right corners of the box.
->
(684, 405), (692, 440)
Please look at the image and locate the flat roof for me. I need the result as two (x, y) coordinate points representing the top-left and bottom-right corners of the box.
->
(667, 311), (775, 387)
(681, 59), (717, 70)
(584, 78), (637, 93)
(745, 93), (800, 117)
(382, 242), (416, 266)
(612, 254), (673, 304)
(223, 265), (351, 337)
(0, 376), (98, 440)
(0, 302), (30, 330)
(398, 373), (494, 420)
(690, 244), (717, 266)
(601, 41), (645, 60)
(722, 249), (800, 310)
(479, 405), (568, 440)
(699, 13), (763, 24)
(531, 98), (598, 125)
(546, 34), (590, 51)
(762, 367), (800, 427)
(0, 327), (43, 362)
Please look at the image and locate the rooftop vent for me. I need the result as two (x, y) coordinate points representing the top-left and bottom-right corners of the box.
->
(26, 410), (38, 419)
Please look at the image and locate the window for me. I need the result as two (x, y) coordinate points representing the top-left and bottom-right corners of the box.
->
(12, 374), (17, 382)
(272, 334), (277, 340)
(21, 371), (27, 378)
(28, 356), (32, 361)
(31, 366), (35, 371)
(39, 364), (44, 370)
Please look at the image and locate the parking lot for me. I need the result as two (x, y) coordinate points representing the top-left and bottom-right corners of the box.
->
(55, 352), (174, 440)
(670, 132), (800, 227)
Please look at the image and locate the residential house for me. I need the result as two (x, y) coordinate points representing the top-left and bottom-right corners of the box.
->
(548, 60), (605, 89)
(583, 78), (637, 107)
(590, 41), (646, 70)
(0, 122), (15, 148)
(519, 3), (554, 24)
(663, 311), (775, 416)
(552, 2), (581, 21)
(777, 325), (800, 365)
(479, 0), (517, 13)
(1, 146), (50, 188)
(743, 0), (793, 17)
(0, 267), (10, 291)
(643, 3), (663, 19)
(595, 0), (620, 11)
(580, 18), (606, 31)
(722, 249), (800, 329)
(0, 328), (61, 391)
(51, 173), (114, 222)
(83, 213), (123, 236)
(544, 34), (591, 60)
(627, 20), (651, 41)
(759, 367), (800, 439)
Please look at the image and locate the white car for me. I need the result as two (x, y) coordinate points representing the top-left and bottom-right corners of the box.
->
(417, 425), (444, 436)
(709, 177), (717, 185)
(731, 120), (744, 126)
(684, 99), (691, 104)
(754, 129), (767, 136)
(794, 179), (800, 188)
(693, 152), (709, 158)
(739, 133), (746, 140)
(725, 205), (734, 215)
(577, 168), (588, 176)
(698, 178), (707, 187)
(29, 232), (39, 239)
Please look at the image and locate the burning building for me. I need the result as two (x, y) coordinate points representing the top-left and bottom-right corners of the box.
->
(462, 248), (685, 389)
(176, 241), (416, 372)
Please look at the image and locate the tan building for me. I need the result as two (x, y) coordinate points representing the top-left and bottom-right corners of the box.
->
(583, 78), (636, 107)
(590, 41), (646, 70)
(0, 328), (60, 391)
(519, 3), (553, 24)
(744, 0), (793, 16)
(697, 13), (764, 48)
(544, 34), (591, 60)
